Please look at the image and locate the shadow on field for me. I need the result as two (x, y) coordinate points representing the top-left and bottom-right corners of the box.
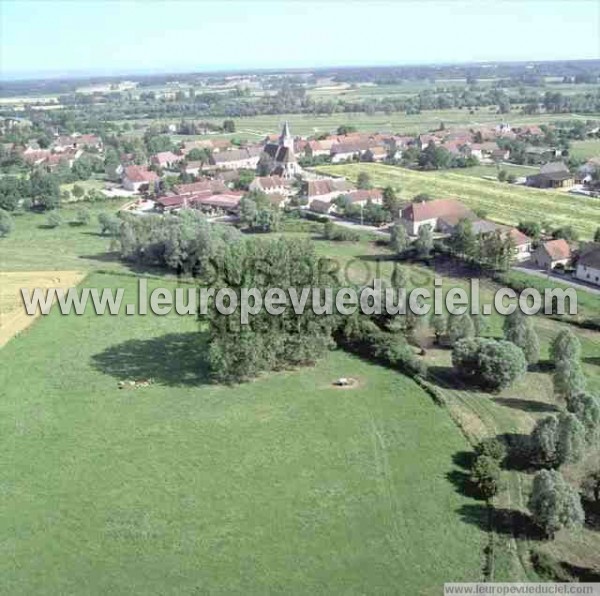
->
(492, 397), (559, 414)
(457, 504), (543, 540)
(91, 331), (209, 386)
(583, 356), (600, 367)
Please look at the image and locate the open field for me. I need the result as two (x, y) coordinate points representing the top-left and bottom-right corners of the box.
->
(130, 109), (600, 142)
(0, 199), (128, 272)
(0, 272), (486, 594)
(0, 270), (86, 347)
(451, 164), (536, 180)
(315, 163), (600, 239)
(569, 139), (600, 161)
(60, 178), (107, 198)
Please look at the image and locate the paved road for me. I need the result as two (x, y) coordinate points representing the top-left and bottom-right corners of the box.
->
(512, 266), (600, 296)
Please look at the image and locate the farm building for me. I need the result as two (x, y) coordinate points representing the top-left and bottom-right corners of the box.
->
(526, 162), (574, 189)
(121, 166), (160, 192)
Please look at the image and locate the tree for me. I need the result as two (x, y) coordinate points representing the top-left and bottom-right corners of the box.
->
(46, 212), (63, 228)
(472, 313), (490, 337)
(452, 338), (527, 391)
(518, 220), (542, 240)
(471, 455), (501, 499)
(382, 186), (401, 215)
(553, 358), (586, 400)
(531, 412), (586, 466)
(581, 470), (600, 503)
(475, 437), (507, 462)
(390, 223), (410, 255)
(594, 228), (600, 243)
(552, 226), (578, 242)
(447, 218), (476, 259)
(556, 412), (586, 465)
(567, 392), (600, 444)
(550, 329), (581, 364)
(528, 469), (584, 539)
(74, 208), (91, 226)
(503, 311), (540, 365)
(447, 313), (475, 345)
(222, 119), (236, 133)
(497, 169), (507, 182)
(71, 184), (86, 199)
(337, 125), (357, 136)
(430, 312), (447, 344)
(356, 171), (372, 190)
(414, 224), (434, 259)
(0, 209), (13, 237)
(98, 212), (121, 236)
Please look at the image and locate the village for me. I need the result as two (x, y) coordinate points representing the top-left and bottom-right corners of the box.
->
(14, 117), (593, 288)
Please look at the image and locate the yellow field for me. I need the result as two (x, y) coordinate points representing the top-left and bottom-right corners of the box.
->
(0, 271), (85, 348)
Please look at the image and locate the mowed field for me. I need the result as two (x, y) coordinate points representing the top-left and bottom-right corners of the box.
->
(0, 270), (85, 347)
(569, 139), (600, 161)
(316, 163), (600, 239)
(0, 272), (486, 594)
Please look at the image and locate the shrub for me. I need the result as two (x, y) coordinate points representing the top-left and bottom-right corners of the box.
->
(0, 209), (13, 237)
(471, 455), (501, 499)
(46, 212), (63, 228)
(475, 437), (507, 462)
(452, 337), (527, 391)
(567, 392), (600, 444)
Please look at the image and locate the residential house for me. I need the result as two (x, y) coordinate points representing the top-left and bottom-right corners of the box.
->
(152, 151), (181, 169)
(207, 146), (262, 170)
(304, 140), (332, 158)
(362, 146), (388, 162)
(122, 165), (160, 192)
(471, 220), (532, 261)
(249, 176), (294, 196)
(173, 179), (229, 195)
(574, 244), (600, 286)
(306, 178), (355, 206)
(330, 139), (378, 163)
(399, 199), (476, 236)
(310, 199), (336, 215)
(531, 239), (571, 269)
(344, 188), (383, 207)
(526, 162), (574, 189)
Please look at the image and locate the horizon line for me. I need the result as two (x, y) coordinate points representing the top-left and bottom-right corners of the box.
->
(2, 57), (599, 84)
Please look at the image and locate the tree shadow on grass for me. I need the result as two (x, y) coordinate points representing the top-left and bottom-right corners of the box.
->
(583, 356), (600, 367)
(457, 504), (543, 540)
(582, 496), (600, 531)
(91, 331), (210, 387)
(493, 397), (559, 414)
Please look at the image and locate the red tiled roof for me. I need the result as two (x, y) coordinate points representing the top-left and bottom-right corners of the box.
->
(346, 189), (383, 203)
(542, 239), (571, 261)
(123, 165), (159, 183)
(401, 199), (474, 223)
(173, 179), (229, 195)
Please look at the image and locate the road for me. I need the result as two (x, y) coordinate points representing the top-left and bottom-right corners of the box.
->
(512, 266), (600, 296)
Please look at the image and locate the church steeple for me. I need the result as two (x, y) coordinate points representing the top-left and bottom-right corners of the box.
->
(279, 121), (293, 150)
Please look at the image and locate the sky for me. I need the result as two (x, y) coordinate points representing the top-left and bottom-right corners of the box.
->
(1, 0), (599, 80)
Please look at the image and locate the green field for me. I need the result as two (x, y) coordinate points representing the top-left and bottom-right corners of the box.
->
(0, 200), (128, 272)
(133, 109), (600, 142)
(316, 163), (600, 239)
(0, 272), (486, 594)
(569, 139), (600, 161)
(451, 164), (536, 180)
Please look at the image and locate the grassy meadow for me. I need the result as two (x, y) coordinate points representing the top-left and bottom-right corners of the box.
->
(0, 272), (486, 595)
(316, 163), (600, 239)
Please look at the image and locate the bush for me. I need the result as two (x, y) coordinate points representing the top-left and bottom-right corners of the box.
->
(452, 337), (527, 391)
(475, 437), (507, 462)
(46, 212), (63, 228)
(0, 209), (13, 237)
(73, 208), (91, 226)
(471, 455), (501, 499)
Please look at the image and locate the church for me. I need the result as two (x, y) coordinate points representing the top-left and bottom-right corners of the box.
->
(260, 122), (302, 178)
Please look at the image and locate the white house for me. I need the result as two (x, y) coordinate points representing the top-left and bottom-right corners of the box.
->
(575, 245), (600, 286)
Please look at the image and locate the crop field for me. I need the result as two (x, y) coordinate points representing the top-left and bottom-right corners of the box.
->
(0, 272), (486, 595)
(0, 270), (86, 348)
(316, 163), (600, 239)
(138, 109), (600, 142)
